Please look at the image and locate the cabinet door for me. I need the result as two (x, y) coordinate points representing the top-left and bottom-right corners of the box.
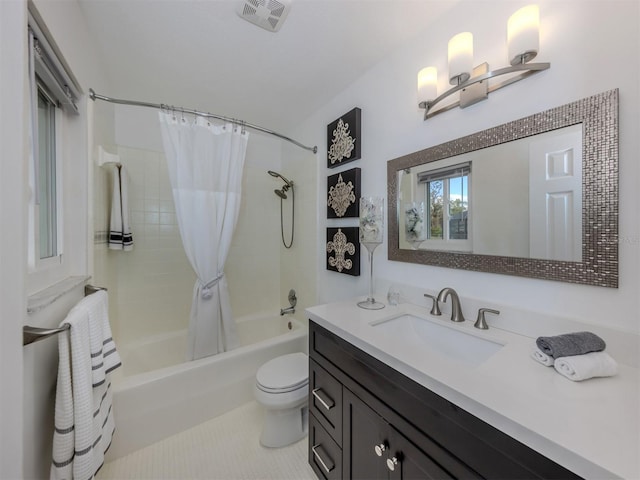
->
(343, 388), (389, 479)
(345, 388), (458, 480)
(387, 426), (453, 480)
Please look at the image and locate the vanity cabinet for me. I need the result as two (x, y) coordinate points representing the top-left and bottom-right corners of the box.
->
(308, 320), (582, 480)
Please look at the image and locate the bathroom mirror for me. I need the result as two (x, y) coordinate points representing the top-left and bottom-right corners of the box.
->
(387, 89), (618, 287)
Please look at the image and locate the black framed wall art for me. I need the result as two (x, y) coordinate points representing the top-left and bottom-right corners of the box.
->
(327, 167), (361, 218)
(326, 227), (360, 276)
(327, 107), (361, 168)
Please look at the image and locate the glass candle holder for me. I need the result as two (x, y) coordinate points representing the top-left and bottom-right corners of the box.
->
(358, 196), (385, 310)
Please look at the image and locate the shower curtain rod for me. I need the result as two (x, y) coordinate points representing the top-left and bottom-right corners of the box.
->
(88, 89), (318, 154)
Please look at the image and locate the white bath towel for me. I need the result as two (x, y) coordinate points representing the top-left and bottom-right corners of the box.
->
(531, 347), (554, 366)
(51, 290), (122, 480)
(554, 351), (618, 382)
(108, 164), (133, 251)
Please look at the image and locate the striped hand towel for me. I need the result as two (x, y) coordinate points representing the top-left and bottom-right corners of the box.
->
(51, 290), (122, 480)
(108, 164), (134, 251)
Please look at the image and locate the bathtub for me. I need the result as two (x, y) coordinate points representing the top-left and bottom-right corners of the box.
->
(106, 313), (308, 460)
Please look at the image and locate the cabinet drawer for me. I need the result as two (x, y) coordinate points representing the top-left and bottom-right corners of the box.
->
(309, 413), (342, 480)
(310, 359), (342, 445)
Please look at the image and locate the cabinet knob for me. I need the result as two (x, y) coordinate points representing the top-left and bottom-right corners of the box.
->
(374, 443), (387, 457)
(386, 456), (399, 471)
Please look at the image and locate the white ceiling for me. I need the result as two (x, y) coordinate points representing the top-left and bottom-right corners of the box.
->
(78, 0), (457, 134)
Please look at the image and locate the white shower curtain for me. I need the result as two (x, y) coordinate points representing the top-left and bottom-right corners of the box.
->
(159, 113), (249, 360)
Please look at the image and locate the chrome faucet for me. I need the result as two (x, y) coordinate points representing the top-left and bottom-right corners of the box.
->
(437, 287), (465, 322)
(280, 289), (297, 316)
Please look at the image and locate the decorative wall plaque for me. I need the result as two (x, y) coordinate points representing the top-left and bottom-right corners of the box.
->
(326, 227), (360, 276)
(327, 167), (361, 218)
(327, 107), (361, 168)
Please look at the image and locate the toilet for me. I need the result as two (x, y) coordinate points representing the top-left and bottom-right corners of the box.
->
(254, 352), (309, 448)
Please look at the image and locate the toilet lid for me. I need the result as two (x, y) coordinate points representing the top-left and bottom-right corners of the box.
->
(256, 352), (308, 393)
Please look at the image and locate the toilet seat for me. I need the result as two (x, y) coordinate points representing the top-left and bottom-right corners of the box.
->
(256, 352), (308, 394)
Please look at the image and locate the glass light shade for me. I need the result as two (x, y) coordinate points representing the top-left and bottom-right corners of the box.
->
(418, 67), (438, 102)
(508, 5), (539, 65)
(448, 32), (473, 85)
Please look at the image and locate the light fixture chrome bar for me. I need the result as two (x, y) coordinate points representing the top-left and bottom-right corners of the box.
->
(419, 62), (550, 120)
(89, 89), (318, 154)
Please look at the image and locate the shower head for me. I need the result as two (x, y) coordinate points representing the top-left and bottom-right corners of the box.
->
(274, 182), (291, 199)
(267, 170), (293, 187)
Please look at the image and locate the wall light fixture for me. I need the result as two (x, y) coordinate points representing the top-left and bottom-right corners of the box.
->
(418, 5), (550, 120)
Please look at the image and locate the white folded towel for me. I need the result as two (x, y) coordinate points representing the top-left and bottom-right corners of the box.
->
(108, 164), (134, 251)
(554, 351), (618, 382)
(531, 347), (554, 366)
(51, 290), (122, 480)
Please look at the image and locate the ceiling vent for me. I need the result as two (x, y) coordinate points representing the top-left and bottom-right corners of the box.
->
(237, 0), (291, 32)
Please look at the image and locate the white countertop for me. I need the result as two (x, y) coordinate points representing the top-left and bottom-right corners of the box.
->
(306, 299), (640, 480)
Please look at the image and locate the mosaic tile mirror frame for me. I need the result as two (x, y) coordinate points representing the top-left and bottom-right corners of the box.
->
(387, 89), (619, 288)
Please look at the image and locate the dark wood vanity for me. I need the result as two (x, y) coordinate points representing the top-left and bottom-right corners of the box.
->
(308, 320), (582, 479)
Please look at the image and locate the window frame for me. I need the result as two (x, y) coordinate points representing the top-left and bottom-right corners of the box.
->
(420, 164), (472, 253)
(28, 78), (64, 271)
(26, 14), (79, 275)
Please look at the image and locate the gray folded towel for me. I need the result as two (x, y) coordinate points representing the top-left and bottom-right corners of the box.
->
(536, 331), (606, 358)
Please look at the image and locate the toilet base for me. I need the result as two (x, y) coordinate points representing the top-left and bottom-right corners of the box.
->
(259, 404), (309, 448)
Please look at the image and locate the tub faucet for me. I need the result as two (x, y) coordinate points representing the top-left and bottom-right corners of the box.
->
(437, 287), (465, 322)
(280, 289), (297, 316)
(280, 305), (295, 316)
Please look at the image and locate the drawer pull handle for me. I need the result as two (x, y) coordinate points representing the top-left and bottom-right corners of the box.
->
(312, 444), (335, 473)
(387, 456), (399, 472)
(312, 388), (335, 411)
(374, 442), (387, 457)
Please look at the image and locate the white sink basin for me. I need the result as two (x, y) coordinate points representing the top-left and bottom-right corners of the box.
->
(370, 314), (504, 366)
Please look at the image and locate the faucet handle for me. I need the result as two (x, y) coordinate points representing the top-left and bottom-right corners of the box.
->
(474, 308), (500, 330)
(423, 294), (441, 316)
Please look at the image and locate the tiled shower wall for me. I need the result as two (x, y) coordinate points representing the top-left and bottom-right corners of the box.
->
(93, 139), (285, 347)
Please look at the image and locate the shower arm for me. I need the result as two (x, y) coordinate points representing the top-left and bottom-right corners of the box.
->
(88, 89), (318, 154)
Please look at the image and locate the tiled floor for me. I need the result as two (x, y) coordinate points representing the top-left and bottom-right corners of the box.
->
(97, 401), (315, 479)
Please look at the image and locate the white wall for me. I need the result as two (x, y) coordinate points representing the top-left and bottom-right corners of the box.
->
(280, 142), (319, 323)
(0, 1), (28, 478)
(295, 0), (640, 335)
(17, 1), (115, 478)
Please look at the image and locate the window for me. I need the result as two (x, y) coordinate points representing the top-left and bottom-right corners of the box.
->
(418, 162), (471, 251)
(27, 14), (79, 271)
(36, 83), (58, 259)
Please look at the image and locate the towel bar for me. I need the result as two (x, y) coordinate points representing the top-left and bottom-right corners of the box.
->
(23, 284), (107, 346)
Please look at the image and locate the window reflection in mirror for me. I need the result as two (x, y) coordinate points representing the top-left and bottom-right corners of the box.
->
(401, 162), (471, 252)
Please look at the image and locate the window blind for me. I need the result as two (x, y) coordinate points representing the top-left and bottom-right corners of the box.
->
(417, 162), (471, 184)
(28, 12), (80, 113)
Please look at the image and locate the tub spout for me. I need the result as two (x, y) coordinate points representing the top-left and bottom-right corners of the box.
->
(280, 306), (295, 316)
(280, 289), (297, 316)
